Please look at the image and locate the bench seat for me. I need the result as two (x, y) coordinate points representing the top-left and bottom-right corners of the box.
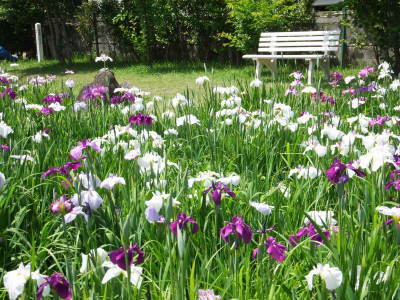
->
(243, 30), (340, 84)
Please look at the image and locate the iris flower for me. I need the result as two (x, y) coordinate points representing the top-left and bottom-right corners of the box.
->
(325, 158), (366, 184)
(252, 236), (287, 262)
(203, 181), (236, 206)
(37, 273), (72, 300)
(170, 213), (199, 236)
(220, 216), (252, 245)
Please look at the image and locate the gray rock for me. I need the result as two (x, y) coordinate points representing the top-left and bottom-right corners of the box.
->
(77, 68), (120, 101)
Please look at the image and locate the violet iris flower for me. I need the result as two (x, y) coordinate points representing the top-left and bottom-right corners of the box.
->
(128, 113), (153, 126)
(0, 76), (10, 85)
(220, 216), (252, 245)
(354, 84), (376, 94)
(325, 158), (366, 184)
(70, 139), (101, 160)
(0, 88), (16, 99)
(81, 85), (108, 101)
(108, 243), (144, 270)
(42, 161), (82, 179)
(110, 92), (135, 104)
(385, 170), (400, 190)
(329, 72), (343, 86)
(50, 195), (73, 214)
(252, 236), (287, 262)
(170, 213), (199, 236)
(37, 273), (72, 300)
(289, 223), (330, 247)
(39, 107), (54, 115)
(42, 93), (64, 104)
(369, 116), (391, 127)
(203, 181), (236, 206)
(311, 91), (335, 105)
(1, 144), (10, 151)
(359, 66), (374, 78)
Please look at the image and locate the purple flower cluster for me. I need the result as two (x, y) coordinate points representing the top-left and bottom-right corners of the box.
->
(0, 88), (16, 99)
(37, 273), (71, 300)
(311, 91), (335, 105)
(42, 161), (82, 187)
(128, 113), (153, 126)
(81, 85), (108, 101)
(369, 116), (391, 127)
(329, 72), (343, 86)
(50, 195), (73, 214)
(220, 216), (252, 245)
(108, 243), (145, 270)
(0, 76), (10, 85)
(42, 93), (64, 104)
(359, 66), (374, 78)
(385, 170), (400, 190)
(70, 139), (101, 160)
(170, 213), (199, 236)
(325, 158), (366, 184)
(289, 223), (331, 247)
(203, 181), (236, 206)
(252, 236), (287, 262)
(39, 107), (54, 115)
(1, 144), (11, 151)
(110, 92), (135, 104)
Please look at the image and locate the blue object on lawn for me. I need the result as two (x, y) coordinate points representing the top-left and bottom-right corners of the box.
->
(0, 46), (18, 62)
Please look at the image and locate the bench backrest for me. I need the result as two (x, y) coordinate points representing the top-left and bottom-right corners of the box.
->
(258, 31), (340, 55)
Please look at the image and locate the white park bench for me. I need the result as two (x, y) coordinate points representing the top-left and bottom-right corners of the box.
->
(243, 30), (340, 84)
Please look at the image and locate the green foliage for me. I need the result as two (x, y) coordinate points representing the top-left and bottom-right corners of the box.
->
(345, 0), (400, 73)
(220, 0), (315, 53)
(112, 0), (231, 62)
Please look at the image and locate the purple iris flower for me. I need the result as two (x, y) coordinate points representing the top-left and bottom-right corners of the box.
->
(285, 87), (299, 96)
(0, 76), (10, 85)
(37, 273), (72, 300)
(359, 66), (374, 78)
(325, 158), (366, 184)
(0, 88), (16, 99)
(170, 213), (199, 236)
(42, 93), (64, 104)
(42, 161), (82, 179)
(70, 139), (101, 160)
(39, 107), (54, 115)
(1, 144), (10, 151)
(342, 88), (356, 95)
(311, 91), (335, 105)
(354, 83), (376, 94)
(81, 85), (108, 101)
(329, 72), (343, 86)
(289, 223), (330, 247)
(50, 195), (73, 214)
(128, 113), (153, 126)
(252, 236), (287, 262)
(369, 116), (391, 127)
(203, 181), (236, 206)
(385, 169), (400, 190)
(220, 216), (252, 245)
(108, 243), (144, 270)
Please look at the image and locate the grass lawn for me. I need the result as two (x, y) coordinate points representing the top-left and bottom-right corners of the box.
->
(2, 58), (361, 98)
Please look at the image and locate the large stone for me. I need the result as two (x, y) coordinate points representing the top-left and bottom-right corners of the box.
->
(77, 68), (120, 101)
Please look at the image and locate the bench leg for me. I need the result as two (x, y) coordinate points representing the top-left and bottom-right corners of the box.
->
(320, 57), (331, 80)
(307, 59), (314, 85)
(255, 60), (262, 79)
(263, 59), (278, 80)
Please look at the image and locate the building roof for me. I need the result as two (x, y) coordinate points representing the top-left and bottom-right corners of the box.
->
(312, 0), (343, 7)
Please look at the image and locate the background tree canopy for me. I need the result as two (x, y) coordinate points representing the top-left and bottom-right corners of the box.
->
(1, 0), (399, 71)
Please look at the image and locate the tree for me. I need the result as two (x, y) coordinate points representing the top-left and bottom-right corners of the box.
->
(345, 0), (400, 74)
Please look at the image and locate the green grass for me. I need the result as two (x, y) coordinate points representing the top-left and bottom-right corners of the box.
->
(5, 58), (360, 97)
